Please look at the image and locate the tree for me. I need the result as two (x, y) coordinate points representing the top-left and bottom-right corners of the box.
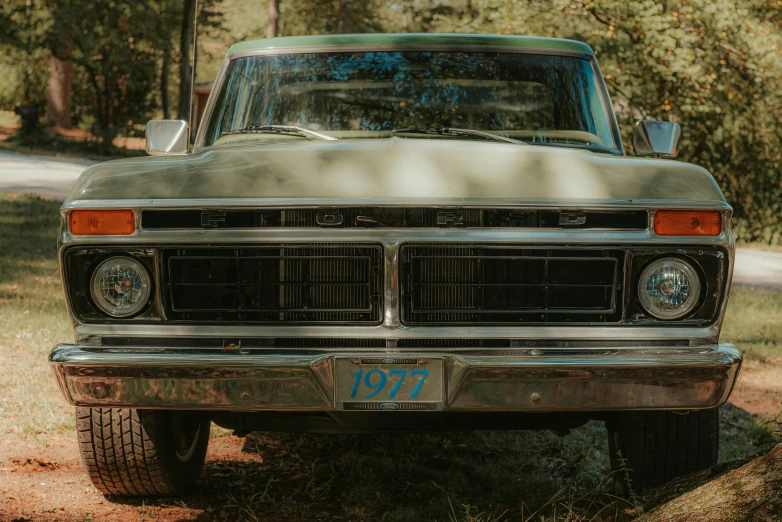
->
(153, 0), (223, 125)
(414, 0), (782, 243)
(557, 0), (782, 243)
(638, 443), (782, 521)
(62, 0), (163, 143)
(0, 1), (51, 110)
(279, 0), (383, 35)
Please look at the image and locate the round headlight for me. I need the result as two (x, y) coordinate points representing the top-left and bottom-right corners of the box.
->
(638, 258), (701, 320)
(90, 257), (151, 317)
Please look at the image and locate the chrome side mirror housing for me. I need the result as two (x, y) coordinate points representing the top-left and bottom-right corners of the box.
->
(633, 120), (681, 159)
(145, 120), (189, 156)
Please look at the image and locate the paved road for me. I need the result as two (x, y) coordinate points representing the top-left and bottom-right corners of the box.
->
(1, 151), (781, 290)
(0, 151), (92, 200)
(733, 249), (782, 291)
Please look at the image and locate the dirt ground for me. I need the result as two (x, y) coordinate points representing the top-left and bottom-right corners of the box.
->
(0, 430), (280, 522)
(0, 433), (257, 521)
(731, 361), (782, 418)
(0, 121), (145, 150)
(0, 367), (779, 522)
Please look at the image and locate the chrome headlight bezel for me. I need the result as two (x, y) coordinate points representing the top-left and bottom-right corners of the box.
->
(90, 256), (152, 318)
(637, 257), (702, 320)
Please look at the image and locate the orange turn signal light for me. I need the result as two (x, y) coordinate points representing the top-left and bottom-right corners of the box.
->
(70, 210), (135, 236)
(654, 210), (721, 236)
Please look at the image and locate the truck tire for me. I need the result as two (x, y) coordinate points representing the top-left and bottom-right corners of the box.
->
(608, 408), (719, 490)
(75, 407), (210, 497)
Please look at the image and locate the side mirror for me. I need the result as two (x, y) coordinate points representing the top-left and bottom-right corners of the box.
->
(633, 120), (681, 159)
(145, 120), (189, 156)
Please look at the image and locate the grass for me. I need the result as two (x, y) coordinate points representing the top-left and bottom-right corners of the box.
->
(721, 287), (782, 364)
(0, 193), (779, 521)
(0, 194), (73, 439)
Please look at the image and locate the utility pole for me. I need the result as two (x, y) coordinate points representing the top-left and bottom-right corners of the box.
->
(177, 0), (197, 122)
(267, 0), (280, 38)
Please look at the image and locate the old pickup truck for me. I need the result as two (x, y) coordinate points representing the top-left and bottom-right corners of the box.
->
(50, 33), (741, 497)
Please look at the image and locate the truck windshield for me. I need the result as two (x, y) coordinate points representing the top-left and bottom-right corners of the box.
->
(203, 51), (617, 151)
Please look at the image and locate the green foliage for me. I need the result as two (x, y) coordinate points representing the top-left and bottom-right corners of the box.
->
(0, 2), (51, 108)
(279, 0), (386, 35)
(563, 0), (782, 244)
(65, 1), (162, 141)
(0, 47), (50, 109)
(416, 0), (782, 243)
(0, 0), (225, 142)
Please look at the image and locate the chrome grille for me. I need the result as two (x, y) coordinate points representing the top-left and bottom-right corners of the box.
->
(164, 245), (382, 324)
(401, 245), (623, 325)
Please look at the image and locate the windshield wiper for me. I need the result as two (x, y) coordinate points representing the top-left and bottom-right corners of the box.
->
(392, 127), (527, 145)
(222, 124), (338, 141)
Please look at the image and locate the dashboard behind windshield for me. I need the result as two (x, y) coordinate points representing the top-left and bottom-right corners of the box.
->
(202, 50), (618, 151)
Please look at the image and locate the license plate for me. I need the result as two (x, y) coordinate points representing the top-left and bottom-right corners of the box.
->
(335, 357), (444, 411)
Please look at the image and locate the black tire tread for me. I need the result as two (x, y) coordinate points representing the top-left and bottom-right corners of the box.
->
(75, 407), (206, 497)
(611, 408), (719, 490)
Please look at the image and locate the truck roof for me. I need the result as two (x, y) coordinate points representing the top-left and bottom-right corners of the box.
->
(227, 33), (593, 58)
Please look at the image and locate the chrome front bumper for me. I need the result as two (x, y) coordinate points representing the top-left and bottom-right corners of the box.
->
(49, 344), (742, 412)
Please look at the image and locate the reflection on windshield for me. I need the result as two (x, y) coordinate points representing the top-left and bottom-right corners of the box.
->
(204, 51), (616, 150)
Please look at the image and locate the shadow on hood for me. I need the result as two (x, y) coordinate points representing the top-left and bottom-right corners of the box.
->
(67, 139), (727, 206)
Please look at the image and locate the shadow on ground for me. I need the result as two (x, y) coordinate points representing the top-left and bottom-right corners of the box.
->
(82, 403), (778, 522)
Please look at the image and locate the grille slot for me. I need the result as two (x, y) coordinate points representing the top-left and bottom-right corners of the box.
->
(401, 245), (623, 325)
(164, 245), (382, 324)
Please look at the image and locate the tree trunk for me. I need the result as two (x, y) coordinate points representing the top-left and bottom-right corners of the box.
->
(339, 0), (353, 34)
(45, 0), (73, 129)
(45, 43), (73, 129)
(161, 47), (171, 120)
(638, 443), (782, 522)
(101, 54), (115, 145)
(267, 0), (280, 38)
(177, 0), (196, 122)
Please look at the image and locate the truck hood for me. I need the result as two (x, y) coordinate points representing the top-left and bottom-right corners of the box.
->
(65, 139), (728, 208)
